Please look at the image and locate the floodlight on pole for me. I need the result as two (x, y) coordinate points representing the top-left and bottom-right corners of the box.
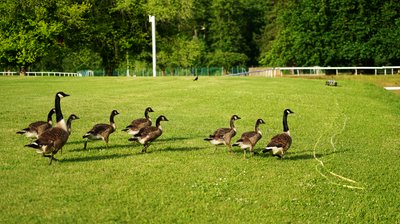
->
(149, 15), (156, 77)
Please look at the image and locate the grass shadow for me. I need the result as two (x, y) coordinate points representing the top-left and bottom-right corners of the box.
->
(60, 153), (133, 163)
(162, 146), (204, 152)
(156, 136), (195, 142)
(68, 143), (134, 152)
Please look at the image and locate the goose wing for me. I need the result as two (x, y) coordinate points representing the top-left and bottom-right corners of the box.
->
(239, 131), (261, 143)
(28, 121), (48, 130)
(135, 126), (159, 138)
(89, 124), (113, 135)
(267, 133), (292, 151)
(212, 128), (231, 139)
(35, 127), (69, 153)
(127, 118), (152, 131)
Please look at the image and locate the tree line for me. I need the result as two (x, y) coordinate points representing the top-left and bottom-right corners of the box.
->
(1, 0), (399, 76)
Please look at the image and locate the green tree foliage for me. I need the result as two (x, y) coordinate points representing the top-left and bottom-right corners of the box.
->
(0, 0), (62, 74)
(0, 0), (90, 74)
(260, 0), (400, 67)
(2, 0), (400, 74)
(207, 0), (248, 73)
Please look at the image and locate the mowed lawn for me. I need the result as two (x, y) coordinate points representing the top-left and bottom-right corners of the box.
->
(0, 75), (399, 223)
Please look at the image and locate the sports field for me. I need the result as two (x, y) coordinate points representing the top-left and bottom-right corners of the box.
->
(0, 75), (399, 223)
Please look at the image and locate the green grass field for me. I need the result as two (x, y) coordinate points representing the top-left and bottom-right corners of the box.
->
(1, 75), (399, 223)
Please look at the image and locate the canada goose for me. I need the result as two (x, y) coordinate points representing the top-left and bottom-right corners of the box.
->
(83, 110), (119, 150)
(128, 115), (168, 153)
(25, 92), (70, 165)
(204, 115), (241, 152)
(193, 75), (198, 81)
(263, 109), (294, 158)
(122, 107), (154, 135)
(16, 108), (56, 139)
(233, 118), (265, 159)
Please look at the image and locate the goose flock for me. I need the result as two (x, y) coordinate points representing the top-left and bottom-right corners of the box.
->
(17, 91), (294, 165)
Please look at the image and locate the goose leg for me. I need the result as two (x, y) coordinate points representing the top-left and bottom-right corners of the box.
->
(228, 145), (233, 153)
(105, 138), (109, 149)
(142, 143), (148, 153)
(48, 154), (55, 165)
(83, 140), (88, 150)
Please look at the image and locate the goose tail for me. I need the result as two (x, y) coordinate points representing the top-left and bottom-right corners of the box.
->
(128, 136), (138, 142)
(25, 142), (41, 149)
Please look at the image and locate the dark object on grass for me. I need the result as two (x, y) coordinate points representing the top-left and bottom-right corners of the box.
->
(325, 80), (338, 86)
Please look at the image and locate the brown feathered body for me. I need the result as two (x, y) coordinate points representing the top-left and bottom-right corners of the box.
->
(25, 92), (70, 165)
(17, 108), (56, 138)
(34, 127), (70, 155)
(122, 107), (154, 135)
(233, 119), (265, 159)
(204, 115), (241, 152)
(129, 115), (168, 153)
(264, 109), (294, 158)
(83, 110), (119, 149)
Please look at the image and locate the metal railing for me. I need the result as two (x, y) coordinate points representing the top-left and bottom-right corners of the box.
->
(0, 71), (79, 76)
(246, 66), (400, 77)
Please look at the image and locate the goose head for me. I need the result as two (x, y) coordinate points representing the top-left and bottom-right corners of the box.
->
(56, 91), (70, 98)
(231, 115), (241, 121)
(257, 119), (266, 125)
(158, 115), (169, 122)
(146, 107), (155, 113)
(69, 114), (80, 120)
(284, 109), (294, 115)
(111, 110), (120, 116)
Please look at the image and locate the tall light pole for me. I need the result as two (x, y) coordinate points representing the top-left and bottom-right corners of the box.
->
(149, 15), (156, 77)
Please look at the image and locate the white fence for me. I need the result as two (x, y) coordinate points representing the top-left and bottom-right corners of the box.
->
(2, 66), (400, 77)
(247, 66), (400, 77)
(0, 71), (79, 77)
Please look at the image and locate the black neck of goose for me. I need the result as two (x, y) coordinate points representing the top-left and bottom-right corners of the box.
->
(230, 118), (236, 129)
(67, 117), (73, 133)
(283, 112), (289, 133)
(55, 95), (63, 122)
(155, 117), (163, 127)
(47, 110), (54, 124)
(110, 113), (116, 124)
(145, 110), (149, 119)
(255, 121), (261, 132)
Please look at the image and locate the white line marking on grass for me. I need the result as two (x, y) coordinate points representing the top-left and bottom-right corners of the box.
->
(384, 87), (400, 90)
(313, 98), (365, 190)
